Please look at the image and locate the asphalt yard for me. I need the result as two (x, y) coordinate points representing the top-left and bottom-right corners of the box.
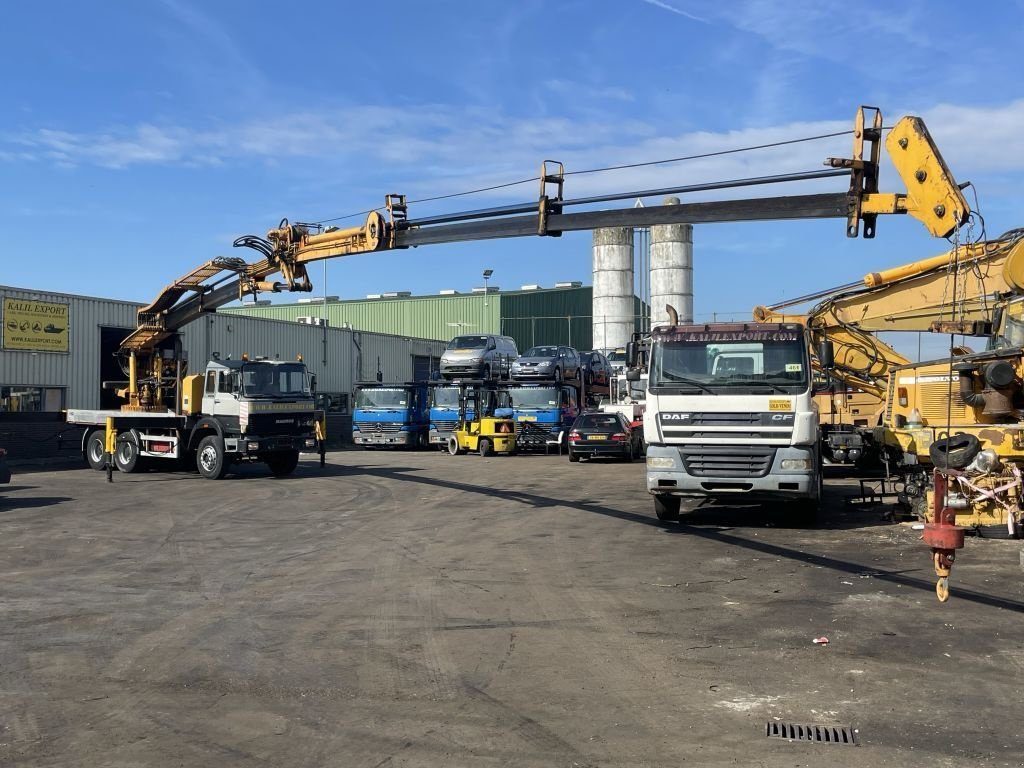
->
(2, 451), (1022, 767)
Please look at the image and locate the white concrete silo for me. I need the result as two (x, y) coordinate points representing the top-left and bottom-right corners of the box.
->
(649, 197), (693, 326)
(591, 227), (634, 352)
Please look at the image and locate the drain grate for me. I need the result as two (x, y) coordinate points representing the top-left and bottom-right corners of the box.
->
(765, 721), (856, 745)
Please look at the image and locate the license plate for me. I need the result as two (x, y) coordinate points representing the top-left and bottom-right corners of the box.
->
(769, 399), (791, 411)
(588, 434), (607, 441)
(519, 415), (537, 422)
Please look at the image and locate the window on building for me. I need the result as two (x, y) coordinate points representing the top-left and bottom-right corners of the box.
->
(1, 386), (66, 412)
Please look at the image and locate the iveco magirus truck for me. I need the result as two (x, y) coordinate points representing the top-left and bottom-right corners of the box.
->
(636, 322), (821, 522)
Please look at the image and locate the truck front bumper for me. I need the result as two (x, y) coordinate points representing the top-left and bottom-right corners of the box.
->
(430, 429), (451, 445)
(229, 435), (318, 454)
(645, 444), (818, 500)
(354, 432), (414, 446)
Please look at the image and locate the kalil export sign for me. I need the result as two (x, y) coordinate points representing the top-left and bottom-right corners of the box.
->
(3, 298), (70, 352)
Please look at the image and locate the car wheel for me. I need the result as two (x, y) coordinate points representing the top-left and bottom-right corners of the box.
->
(569, 451), (580, 463)
(585, 371), (594, 386)
(482, 365), (492, 381)
(196, 435), (229, 479)
(554, 367), (562, 382)
(654, 494), (681, 522)
(479, 438), (492, 457)
(113, 433), (140, 473)
(85, 430), (107, 471)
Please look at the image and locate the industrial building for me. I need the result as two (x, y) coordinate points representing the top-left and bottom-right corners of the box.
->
(0, 284), (446, 457)
(224, 283), (649, 353)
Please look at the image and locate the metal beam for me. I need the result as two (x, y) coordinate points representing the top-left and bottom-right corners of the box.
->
(396, 193), (850, 248)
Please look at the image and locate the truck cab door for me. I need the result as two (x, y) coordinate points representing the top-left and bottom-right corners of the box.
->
(209, 370), (241, 418)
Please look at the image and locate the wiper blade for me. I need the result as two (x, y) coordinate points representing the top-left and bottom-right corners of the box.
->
(657, 374), (715, 394)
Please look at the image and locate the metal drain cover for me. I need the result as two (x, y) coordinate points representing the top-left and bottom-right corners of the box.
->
(765, 721), (856, 745)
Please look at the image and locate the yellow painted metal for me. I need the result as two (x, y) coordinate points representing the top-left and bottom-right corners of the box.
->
(104, 417), (116, 454)
(181, 374), (204, 415)
(882, 116), (970, 239)
(452, 416), (517, 454)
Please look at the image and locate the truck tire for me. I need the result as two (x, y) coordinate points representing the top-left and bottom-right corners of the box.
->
(114, 433), (141, 473)
(266, 450), (299, 477)
(85, 430), (106, 471)
(479, 438), (492, 457)
(196, 435), (229, 479)
(447, 435), (463, 456)
(654, 494), (681, 522)
(929, 433), (980, 470)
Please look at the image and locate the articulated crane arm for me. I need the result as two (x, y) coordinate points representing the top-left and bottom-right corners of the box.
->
(119, 106), (970, 411)
(753, 230), (1024, 398)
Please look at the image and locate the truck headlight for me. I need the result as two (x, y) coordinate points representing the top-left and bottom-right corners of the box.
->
(781, 458), (812, 470)
(646, 456), (675, 469)
(247, 441), (260, 451)
(304, 439), (316, 448)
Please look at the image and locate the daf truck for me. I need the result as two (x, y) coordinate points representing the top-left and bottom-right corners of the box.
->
(637, 322), (822, 522)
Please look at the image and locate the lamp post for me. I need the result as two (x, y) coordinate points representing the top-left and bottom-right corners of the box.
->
(482, 269), (493, 331)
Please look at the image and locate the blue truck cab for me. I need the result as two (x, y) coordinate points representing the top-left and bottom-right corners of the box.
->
(352, 382), (429, 448)
(428, 384), (468, 447)
(506, 381), (580, 450)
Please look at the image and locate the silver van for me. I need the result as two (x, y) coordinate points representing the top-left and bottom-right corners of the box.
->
(440, 334), (519, 380)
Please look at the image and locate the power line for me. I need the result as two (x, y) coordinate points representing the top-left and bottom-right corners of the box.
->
(310, 128), (855, 226)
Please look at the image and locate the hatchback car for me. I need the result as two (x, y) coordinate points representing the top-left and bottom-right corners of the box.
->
(568, 411), (642, 462)
(578, 351), (612, 386)
(511, 345), (580, 382)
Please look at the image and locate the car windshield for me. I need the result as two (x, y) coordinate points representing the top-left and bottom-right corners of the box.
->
(607, 350), (625, 364)
(241, 363), (310, 398)
(509, 386), (560, 409)
(649, 330), (808, 393)
(449, 336), (488, 349)
(523, 346), (557, 357)
(355, 388), (410, 408)
(576, 414), (622, 430)
(430, 387), (460, 408)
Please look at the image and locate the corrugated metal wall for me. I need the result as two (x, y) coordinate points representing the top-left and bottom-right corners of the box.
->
(1, 285), (140, 410)
(499, 287), (594, 350)
(223, 293), (501, 341)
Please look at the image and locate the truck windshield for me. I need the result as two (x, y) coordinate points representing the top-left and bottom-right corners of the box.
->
(509, 387), (560, 409)
(241, 363), (310, 398)
(448, 336), (488, 349)
(650, 331), (808, 393)
(355, 389), (411, 409)
(430, 387), (460, 408)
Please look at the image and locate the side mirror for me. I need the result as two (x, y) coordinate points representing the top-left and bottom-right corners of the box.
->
(309, 374), (317, 393)
(626, 341), (638, 368)
(625, 369), (640, 382)
(817, 340), (835, 369)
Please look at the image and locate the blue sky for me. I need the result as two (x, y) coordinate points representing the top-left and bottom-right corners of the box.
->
(2, 0), (1023, 357)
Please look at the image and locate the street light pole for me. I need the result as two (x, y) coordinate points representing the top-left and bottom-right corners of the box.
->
(482, 268), (493, 332)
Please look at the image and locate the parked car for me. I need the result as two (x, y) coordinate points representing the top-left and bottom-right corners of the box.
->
(606, 347), (627, 374)
(568, 411), (642, 462)
(578, 350), (613, 386)
(440, 335), (518, 380)
(0, 448), (10, 485)
(511, 345), (580, 382)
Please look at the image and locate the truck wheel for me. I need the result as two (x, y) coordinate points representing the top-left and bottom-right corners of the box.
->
(417, 431), (429, 450)
(266, 450), (300, 477)
(479, 438), (492, 457)
(447, 435), (463, 456)
(196, 435), (229, 480)
(114, 434), (140, 473)
(85, 430), (107, 471)
(654, 494), (681, 522)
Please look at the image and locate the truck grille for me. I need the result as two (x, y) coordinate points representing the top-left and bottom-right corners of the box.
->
(432, 420), (457, 432)
(678, 412), (761, 426)
(245, 413), (309, 436)
(679, 445), (776, 477)
(354, 422), (404, 434)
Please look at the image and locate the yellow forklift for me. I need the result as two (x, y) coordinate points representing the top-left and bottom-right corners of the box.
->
(446, 380), (516, 457)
